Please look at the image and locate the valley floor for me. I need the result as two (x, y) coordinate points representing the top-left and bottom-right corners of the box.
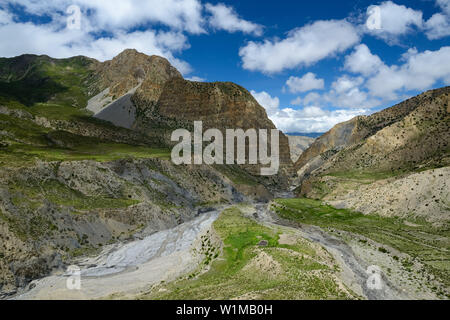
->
(11, 200), (449, 300)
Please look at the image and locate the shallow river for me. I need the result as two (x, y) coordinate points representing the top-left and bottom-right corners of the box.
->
(13, 209), (221, 300)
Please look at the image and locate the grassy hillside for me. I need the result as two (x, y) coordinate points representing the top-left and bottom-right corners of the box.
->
(0, 55), (98, 108)
(0, 56), (170, 168)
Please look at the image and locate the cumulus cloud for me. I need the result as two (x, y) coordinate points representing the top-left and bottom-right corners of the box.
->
(436, 0), (450, 15)
(8, 0), (206, 34)
(270, 107), (369, 133)
(366, 46), (450, 98)
(332, 75), (364, 94)
(290, 97), (302, 106)
(239, 19), (360, 73)
(425, 0), (450, 39)
(291, 92), (323, 108)
(0, 1), (202, 74)
(0, 16), (193, 73)
(251, 88), (369, 133)
(303, 92), (322, 106)
(366, 1), (423, 43)
(0, 9), (12, 24)
(342, 43), (450, 101)
(344, 44), (383, 76)
(425, 13), (450, 39)
(205, 3), (263, 36)
(323, 75), (380, 109)
(250, 90), (280, 115)
(285, 73), (324, 93)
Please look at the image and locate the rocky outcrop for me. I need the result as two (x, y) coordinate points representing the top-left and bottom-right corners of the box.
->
(92, 49), (182, 100)
(139, 79), (276, 129)
(133, 78), (293, 180)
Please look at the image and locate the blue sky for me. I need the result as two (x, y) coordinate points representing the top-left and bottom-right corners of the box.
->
(0, 0), (449, 133)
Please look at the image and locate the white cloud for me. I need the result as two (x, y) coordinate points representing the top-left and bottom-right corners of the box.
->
(0, 18), (193, 74)
(250, 88), (370, 133)
(8, 0), (206, 34)
(239, 19), (360, 73)
(205, 3), (263, 36)
(0, 9), (12, 25)
(303, 92), (322, 106)
(0, 1), (197, 74)
(343, 43), (450, 103)
(366, 46), (450, 98)
(324, 75), (380, 109)
(332, 75), (364, 94)
(366, 1), (423, 43)
(425, 0), (450, 39)
(290, 97), (302, 106)
(344, 44), (383, 76)
(285, 73), (324, 93)
(270, 106), (369, 133)
(425, 13), (450, 39)
(437, 0), (450, 15)
(250, 90), (280, 115)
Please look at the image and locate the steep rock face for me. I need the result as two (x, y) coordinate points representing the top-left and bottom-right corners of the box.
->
(152, 79), (276, 129)
(85, 50), (294, 178)
(133, 78), (292, 172)
(93, 49), (182, 100)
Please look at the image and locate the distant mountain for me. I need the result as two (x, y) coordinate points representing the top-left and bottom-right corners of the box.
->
(286, 132), (324, 138)
(286, 135), (316, 163)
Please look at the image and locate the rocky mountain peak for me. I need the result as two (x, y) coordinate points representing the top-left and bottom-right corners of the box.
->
(132, 76), (293, 169)
(94, 49), (182, 99)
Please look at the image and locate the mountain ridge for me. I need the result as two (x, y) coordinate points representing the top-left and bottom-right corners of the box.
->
(294, 86), (450, 225)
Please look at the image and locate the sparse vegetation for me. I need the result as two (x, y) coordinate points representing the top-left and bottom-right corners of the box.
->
(140, 206), (356, 300)
(272, 198), (450, 293)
